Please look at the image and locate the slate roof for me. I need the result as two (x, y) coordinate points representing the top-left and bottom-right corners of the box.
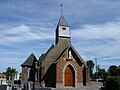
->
(57, 16), (69, 27)
(39, 42), (86, 75)
(21, 53), (38, 67)
(38, 14), (86, 74)
(22, 15), (87, 76)
(39, 44), (54, 63)
(39, 40), (69, 73)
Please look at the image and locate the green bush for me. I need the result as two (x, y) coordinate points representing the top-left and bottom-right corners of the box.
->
(105, 76), (120, 90)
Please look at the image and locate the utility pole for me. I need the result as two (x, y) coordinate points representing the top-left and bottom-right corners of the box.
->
(95, 58), (98, 80)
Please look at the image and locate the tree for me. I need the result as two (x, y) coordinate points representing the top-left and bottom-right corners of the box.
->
(108, 65), (119, 76)
(4, 67), (17, 80)
(98, 68), (110, 79)
(86, 60), (95, 78)
(117, 65), (120, 75)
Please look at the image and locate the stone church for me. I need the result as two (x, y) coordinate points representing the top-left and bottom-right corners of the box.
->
(21, 15), (90, 88)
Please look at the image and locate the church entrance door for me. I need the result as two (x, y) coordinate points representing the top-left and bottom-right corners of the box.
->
(64, 65), (75, 87)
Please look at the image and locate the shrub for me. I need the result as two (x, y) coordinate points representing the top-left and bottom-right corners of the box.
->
(105, 76), (120, 90)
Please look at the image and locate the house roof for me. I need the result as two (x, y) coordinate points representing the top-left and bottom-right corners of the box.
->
(53, 45), (85, 64)
(21, 53), (38, 67)
(0, 74), (6, 78)
(57, 16), (69, 27)
(39, 40), (69, 73)
(39, 44), (54, 63)
(39, 42), (86, 75)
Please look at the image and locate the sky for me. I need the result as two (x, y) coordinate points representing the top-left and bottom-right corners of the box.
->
(0, 0), (120, 73)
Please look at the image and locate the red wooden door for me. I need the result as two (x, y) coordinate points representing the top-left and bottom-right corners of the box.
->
(65, 66), (75, 87)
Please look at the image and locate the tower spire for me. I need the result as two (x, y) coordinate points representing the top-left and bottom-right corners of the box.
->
(60, 4), (63, 16)
(56, 7), (70, 44)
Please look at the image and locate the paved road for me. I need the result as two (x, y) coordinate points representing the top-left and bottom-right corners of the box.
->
(52, 81), (103, 90)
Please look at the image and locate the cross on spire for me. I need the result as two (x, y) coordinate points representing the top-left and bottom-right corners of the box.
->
(60, 4), (63, 16)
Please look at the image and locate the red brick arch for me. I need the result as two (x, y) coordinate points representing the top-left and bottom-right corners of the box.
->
(64, 64), (75, 87)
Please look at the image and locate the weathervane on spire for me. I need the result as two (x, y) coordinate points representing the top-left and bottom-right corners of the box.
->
(60, 4), (63, 16)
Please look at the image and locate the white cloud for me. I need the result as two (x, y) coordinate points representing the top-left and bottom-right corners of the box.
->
(100, 56), (120, 61)
(0, 24), (54, 45)
(0, 0), (120, 72)
(0, 51), (17, 55)
(0, 57), (22, 64)
(72, 21), (120, 40)
(72, 20), (120, 69)
(99, 60), (120, 66)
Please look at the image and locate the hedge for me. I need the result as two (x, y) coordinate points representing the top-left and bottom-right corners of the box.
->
(105, 76), (120, 90)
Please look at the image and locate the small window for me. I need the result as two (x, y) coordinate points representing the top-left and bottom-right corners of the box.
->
(62, 27), (66, 30)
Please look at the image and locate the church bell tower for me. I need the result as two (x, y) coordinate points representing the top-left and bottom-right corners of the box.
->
(55, 16), (71, 45)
